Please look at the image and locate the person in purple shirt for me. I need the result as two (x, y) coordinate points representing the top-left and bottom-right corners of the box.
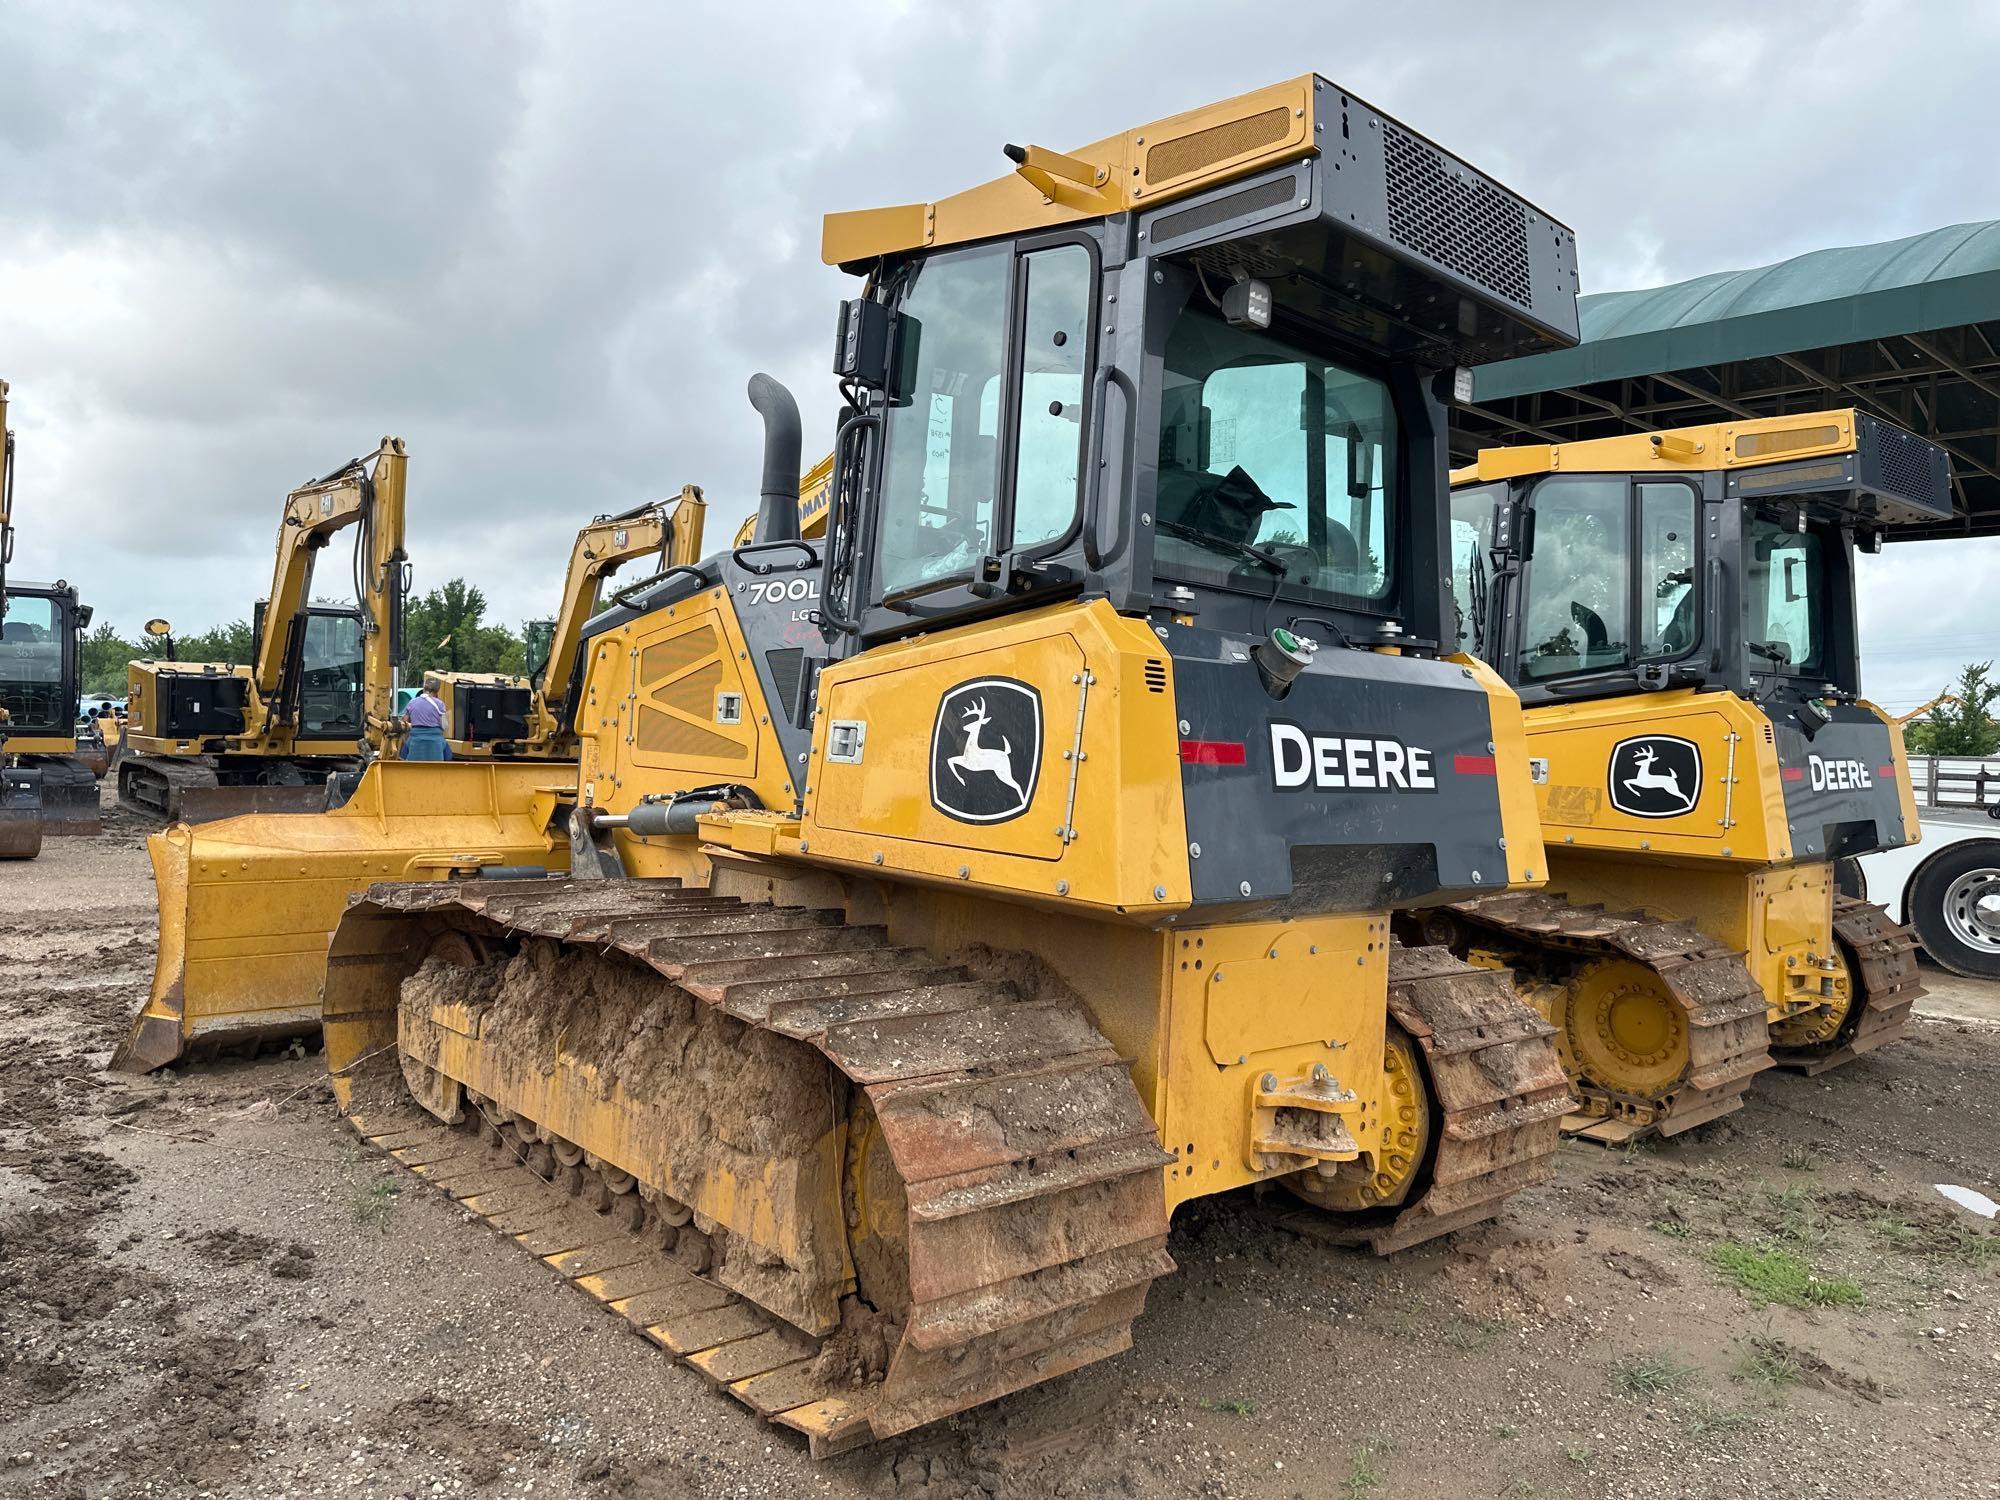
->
(401, 675), (451, 761)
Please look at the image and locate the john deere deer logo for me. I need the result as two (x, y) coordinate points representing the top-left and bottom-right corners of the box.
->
(1607, 735), (1702, 819)
(930, 678), (1041, 824)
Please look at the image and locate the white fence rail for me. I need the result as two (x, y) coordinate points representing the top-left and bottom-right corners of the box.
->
(1908, 755), (2000, 811)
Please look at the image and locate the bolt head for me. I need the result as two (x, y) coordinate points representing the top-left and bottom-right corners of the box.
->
(1238, 881), (1252, 897)
(1260, 1072), (1278, 1092)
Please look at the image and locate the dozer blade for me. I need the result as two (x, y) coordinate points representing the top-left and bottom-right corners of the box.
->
(35, 758), (104, 837)
(113, 759), (574, 1072)
(0, 765), (44, 860)
(176, 781), (335, 824)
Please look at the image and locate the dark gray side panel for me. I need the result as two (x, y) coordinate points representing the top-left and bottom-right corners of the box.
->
(1772, 706), (1912, 860)
(1167, 625), (1513, 913)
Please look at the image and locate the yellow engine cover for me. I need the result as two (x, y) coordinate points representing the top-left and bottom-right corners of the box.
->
(801, 599), (1191, 916)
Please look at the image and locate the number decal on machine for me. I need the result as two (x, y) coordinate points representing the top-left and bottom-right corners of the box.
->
(745, 578), (819, 605)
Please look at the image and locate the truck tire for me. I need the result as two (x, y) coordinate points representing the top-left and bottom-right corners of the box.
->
(1906, 840), (2000, 979)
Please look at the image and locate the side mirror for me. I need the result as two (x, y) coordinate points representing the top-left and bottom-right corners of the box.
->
(144, 618), (173, 639)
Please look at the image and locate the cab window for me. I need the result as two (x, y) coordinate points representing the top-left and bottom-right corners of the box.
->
(1745, 516), (1824, 674)
(876, 242), (1093, 599)
(1154, 308), (1397, 607)
(1521, 478), (1629, 679)
(1519, 475), (1702, 682)
(1449, 483), (1503, 654)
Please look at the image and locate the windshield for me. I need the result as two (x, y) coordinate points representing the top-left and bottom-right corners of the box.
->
(299, 611), (364, 737)
(0, 592), (66, 732)
(1745, 516), (1825, 675)
(1153, 306), (1397, 608)
(1448, 483), (1503, 655)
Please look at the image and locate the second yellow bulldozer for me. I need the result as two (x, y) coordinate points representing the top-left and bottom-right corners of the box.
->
(1436, 411), (1936, 1141)
(299, 75), (1584, 1452)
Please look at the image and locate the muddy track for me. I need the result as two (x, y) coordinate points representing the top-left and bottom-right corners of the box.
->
(330, 879), (1178, 1453)
(1442, 891), (1773, 1142)
(1769, 897), (1924, 1073)
(329, 881), (1572, 1453)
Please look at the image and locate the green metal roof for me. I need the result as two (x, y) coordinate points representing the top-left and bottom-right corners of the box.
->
(1476, 220), (2000, 401)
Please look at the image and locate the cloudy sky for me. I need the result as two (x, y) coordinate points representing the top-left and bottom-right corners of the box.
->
(2, 0), (1995, 710)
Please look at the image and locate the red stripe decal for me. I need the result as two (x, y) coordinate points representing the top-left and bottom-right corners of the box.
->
(1876, 764), (1896, 778)
(1782, 766), (1805, 781)
(1453, 754), (1496, 775)
(1180, 739), (1246, 766)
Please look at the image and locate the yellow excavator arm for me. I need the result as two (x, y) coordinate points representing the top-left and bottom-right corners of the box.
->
(438, 484), (708, 759)
(252, 439), (408, 751)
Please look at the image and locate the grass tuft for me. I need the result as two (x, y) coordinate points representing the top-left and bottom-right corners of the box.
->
(1614, 1354), (1692, 1399)
(1200, 1397), (1257, 1415)
(1711, 1242), (1863, 1309)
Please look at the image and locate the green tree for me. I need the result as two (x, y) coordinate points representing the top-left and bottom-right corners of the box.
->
(81, 621), (145, 696)
(402, 579), (524, 677)
(1904, 662), (2000, 756)
(176, 618), (255, 665)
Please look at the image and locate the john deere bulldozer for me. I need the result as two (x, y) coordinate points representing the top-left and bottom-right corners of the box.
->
(1433, 411), (1937, 1141)
(117, 440), (408, 822)
(289, 76), (1583, 1450)
(0, 380), (103, 854)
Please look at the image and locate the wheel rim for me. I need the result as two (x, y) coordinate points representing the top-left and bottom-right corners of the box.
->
(1559, 959), (1688, 1100)
(1284, 1022), (1431, 1213)
(1942, 868), (2000, 954)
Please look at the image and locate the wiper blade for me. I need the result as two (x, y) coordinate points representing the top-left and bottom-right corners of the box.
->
(1156, 518), (1287, 576)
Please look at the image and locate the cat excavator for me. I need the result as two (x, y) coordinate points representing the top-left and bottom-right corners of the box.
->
(285, 76), (1582, 1450)
(0, 380), (104, 854)
(117, 441), (408, 822)
(432, 490), (706, 759)
(1433, 412), (1937, 1141)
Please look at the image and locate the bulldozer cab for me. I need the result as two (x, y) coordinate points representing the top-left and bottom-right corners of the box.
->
(1450, 411), (1951, 704)
(816, 85), (1579, 658)
(1450, 410), (1950, 864)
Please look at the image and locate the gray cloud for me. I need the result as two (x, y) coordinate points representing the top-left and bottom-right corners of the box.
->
(3, 0), (1996, 668)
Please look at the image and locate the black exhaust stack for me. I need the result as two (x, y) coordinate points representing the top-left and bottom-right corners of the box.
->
(747, 373), (802, 544)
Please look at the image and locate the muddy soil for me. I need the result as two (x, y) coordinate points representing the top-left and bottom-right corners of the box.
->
(0, 782), (1996, 1498)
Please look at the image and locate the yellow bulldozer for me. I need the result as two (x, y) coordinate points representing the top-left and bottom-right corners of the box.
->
(1434, 411), (1937, 1141)
(251, 74), (1594, 1451)
(0, 380), (105, 855)
(117, 440), (409, 822)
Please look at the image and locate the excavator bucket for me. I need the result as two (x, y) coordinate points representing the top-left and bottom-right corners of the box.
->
(114, 759), (574, 1071)
(0, 765), (43, 860)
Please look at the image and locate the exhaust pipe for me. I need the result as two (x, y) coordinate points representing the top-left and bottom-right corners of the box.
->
(747, 373), (801, 544)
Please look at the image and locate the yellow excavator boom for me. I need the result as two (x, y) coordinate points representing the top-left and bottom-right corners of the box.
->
(437, 485), (707, 759)
(119, 439), (409, 821)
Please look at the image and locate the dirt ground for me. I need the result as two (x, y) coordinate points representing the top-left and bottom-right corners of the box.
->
(2, 788), (1997, 1499)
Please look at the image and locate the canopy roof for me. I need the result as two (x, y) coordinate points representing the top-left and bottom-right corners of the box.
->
(1458, 221), (2000, 538)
